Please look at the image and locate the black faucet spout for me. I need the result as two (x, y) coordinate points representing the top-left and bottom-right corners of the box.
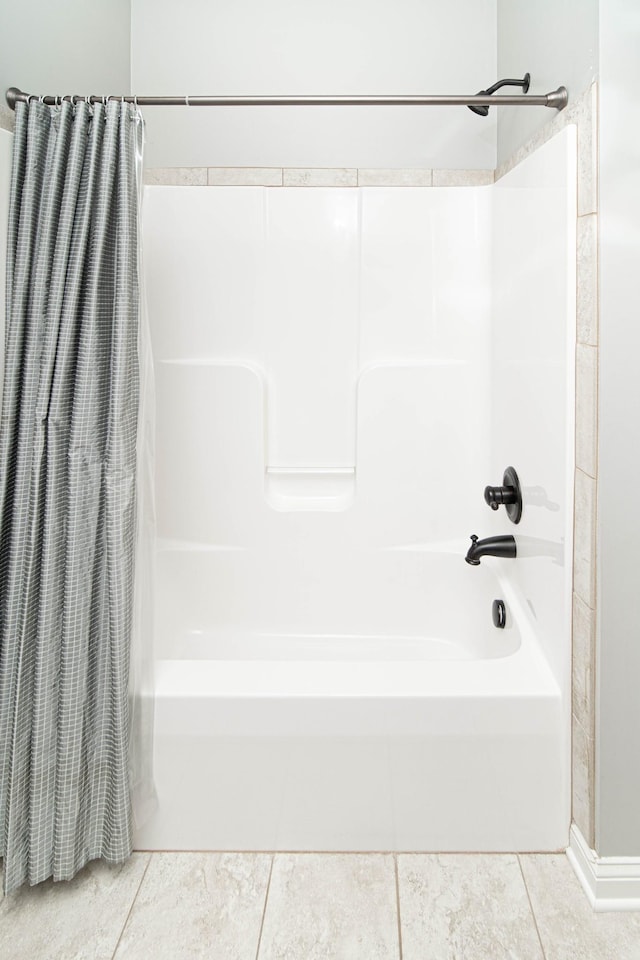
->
(465, 534), (517, 565)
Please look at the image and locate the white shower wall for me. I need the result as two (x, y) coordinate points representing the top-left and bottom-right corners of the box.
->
(144, 186), (493, 643)
(144, 132), (574, 668)
(491, 127), (576, 691)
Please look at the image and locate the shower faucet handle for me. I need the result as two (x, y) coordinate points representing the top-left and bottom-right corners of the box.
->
(483, 467), (522, 524)
(484, 486), (516, 509)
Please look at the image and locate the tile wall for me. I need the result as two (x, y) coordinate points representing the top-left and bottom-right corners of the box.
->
(572, 88), (599, 849)
(143, 166), (494, 187)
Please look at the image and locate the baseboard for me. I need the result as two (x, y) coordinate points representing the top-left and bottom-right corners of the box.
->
(568, 823), (640, 911)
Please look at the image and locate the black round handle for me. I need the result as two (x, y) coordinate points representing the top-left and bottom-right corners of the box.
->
(483, 468), (522, 524)
(484, 485), (517, 507)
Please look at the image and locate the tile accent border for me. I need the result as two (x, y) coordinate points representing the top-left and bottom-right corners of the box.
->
(144, 167), (207, 186)
(358, 168), (432, 186)
(567, 84), (599, 854)
(433, 168), (493, 186)
(568, 824), (640, 912)
(284, 167), (356, 186)
(210, 167), (283, 186)
(143, 166), (495, 187)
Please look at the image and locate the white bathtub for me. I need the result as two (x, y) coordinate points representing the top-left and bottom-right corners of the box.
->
(135, 550), (568, 853)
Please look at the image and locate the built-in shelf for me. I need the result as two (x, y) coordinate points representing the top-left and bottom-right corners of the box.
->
(265, 468), (355, 512)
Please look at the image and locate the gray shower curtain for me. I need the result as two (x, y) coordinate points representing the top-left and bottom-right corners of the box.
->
(0, 98), (143, 893)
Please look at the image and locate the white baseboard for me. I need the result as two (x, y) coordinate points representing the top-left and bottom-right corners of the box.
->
(568, 823), (640, 911)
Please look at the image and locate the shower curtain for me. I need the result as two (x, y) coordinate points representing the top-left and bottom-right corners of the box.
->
(0, 98), (145, 894)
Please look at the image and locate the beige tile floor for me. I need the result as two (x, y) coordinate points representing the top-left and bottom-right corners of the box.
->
(1, 851), (640, 959)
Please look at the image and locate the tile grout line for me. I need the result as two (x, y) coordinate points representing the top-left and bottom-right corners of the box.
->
(254, 853), (275, 960)
(394, 854), (404, 960)
(109, 854), (153, 960)
(517, 855), (547, 960)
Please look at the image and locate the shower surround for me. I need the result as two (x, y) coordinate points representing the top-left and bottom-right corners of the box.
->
(136, 128), (576, 852)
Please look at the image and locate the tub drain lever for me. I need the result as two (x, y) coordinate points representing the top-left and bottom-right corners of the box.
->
(492, 599), (507, 629)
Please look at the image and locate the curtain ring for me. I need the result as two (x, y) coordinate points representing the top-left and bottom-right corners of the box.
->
(185, 95), (190, 107)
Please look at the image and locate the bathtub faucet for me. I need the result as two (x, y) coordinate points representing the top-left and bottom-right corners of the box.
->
(465, 534), (517, 566)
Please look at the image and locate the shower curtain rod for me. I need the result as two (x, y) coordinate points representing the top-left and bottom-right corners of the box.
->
(5, 86), (569, 111)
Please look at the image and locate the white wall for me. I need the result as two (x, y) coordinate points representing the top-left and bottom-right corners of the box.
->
(0, 0), (131, 425)
(131, 0), (497, 169)
(596, 0), (640, 857)
(497, 0), (598, 164)
(0, 0), (131, 103)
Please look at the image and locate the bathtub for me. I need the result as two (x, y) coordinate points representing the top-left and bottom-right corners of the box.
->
(138, 154), (575, 854)
(135, 549), (568, 853)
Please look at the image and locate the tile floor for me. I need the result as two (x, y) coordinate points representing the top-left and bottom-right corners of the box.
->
(1, 851), (640, 959)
